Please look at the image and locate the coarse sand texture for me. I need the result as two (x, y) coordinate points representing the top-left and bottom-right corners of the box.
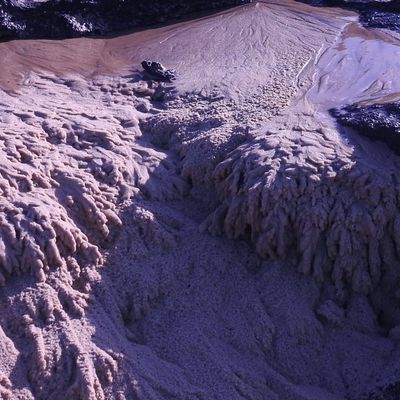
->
(0, 1), (399, 399)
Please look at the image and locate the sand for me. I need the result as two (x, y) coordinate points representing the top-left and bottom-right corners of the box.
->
(0, 1), (400, 399)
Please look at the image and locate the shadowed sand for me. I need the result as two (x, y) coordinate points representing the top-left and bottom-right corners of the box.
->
(0, 1), (400, 399)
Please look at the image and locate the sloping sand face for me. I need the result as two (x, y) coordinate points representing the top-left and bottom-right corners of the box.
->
(308, 22), (400, 108)
(1, 1), (400, 399)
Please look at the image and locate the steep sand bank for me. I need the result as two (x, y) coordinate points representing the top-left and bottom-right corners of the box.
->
(1, 1), (400, 399)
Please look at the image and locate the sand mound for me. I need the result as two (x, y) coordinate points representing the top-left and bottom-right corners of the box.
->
(200, 112), (400, 296)
(1, 1), (400, 399)
(0, 72), (188, 399)
(0, 73), (188, 286)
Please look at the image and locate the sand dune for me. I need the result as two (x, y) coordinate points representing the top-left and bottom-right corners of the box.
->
(0, 1), (400, 399)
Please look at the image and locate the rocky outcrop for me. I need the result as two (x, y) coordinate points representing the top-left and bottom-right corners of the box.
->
(141, 61), (176, 82)
(331, 102), (400, 154)
(297, 0), (400, 32)
(0, 0), (249, 40)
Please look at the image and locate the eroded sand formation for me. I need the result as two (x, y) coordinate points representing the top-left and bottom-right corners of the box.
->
(201, 112), (400, 296)
(1, 1), (400, 399)
(0, 72), (189, 399)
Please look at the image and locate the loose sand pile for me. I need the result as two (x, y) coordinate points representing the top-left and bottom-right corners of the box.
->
(0, 1), (400, 399)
